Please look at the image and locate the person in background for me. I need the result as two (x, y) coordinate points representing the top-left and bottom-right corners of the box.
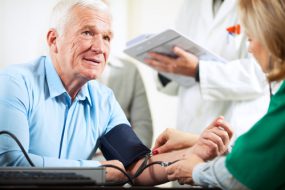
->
(0, 0), (233, 185)
(146, 0), (270, 149)
(99, 56), (153, 148)
(155, 0), (285, 189)
(93, 56), (153, 162)
(99, 0), (153, 149)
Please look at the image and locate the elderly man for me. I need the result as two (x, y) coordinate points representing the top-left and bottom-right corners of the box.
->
(0, 0), (232, 185)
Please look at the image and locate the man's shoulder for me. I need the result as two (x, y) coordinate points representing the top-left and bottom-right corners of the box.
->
(0, 57), (47, 96)
(0, 56), (46, 80)
(87, 80), (118, 110)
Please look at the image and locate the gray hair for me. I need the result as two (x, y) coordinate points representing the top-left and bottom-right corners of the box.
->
(49, 0), (109, 35)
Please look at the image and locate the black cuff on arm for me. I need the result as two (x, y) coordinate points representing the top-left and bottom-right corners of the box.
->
(100, 124), (150, 168)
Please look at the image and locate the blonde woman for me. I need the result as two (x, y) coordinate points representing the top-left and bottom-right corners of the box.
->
(155, 0), (285, 189)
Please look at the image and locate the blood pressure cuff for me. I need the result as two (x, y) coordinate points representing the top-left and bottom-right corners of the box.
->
(100, 124), (150, 168)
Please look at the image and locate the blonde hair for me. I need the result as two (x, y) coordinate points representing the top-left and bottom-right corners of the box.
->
(238, 0), (285, 82)
(49, 0), (109, 35)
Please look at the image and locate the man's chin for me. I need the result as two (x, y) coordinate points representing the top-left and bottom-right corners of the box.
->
(80, 67), (102, 80)
(84, 71), (102, 81)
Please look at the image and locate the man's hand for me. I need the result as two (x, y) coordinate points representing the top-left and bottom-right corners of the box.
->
(100, 160), (127, 183)
(144, 46), (199, 77)
(191, 116), (233, 161)
(152, 128), (199, 155)
(165, 154), (204, 185)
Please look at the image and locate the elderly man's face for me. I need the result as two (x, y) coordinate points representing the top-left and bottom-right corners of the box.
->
(56, 5), (112, 81)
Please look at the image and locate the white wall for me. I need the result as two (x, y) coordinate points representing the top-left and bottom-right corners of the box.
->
(0, 0), (184, 147)
(0, 0), (59, 67)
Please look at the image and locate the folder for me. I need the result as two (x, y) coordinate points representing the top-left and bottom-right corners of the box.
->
(124, 29), (227, 87)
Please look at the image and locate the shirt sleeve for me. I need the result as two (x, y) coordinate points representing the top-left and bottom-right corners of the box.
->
(0, 74), (102, 167)
(193, 157), (249, 190)
(0, 150), (102, 167)
(104, 92), (130, 134)
(199, 58), (268, 101)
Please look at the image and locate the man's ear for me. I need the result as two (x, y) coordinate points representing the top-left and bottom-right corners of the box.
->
(47, 29), (59, 53)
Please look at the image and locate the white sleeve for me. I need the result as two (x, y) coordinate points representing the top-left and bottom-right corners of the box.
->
(199, 58), (268, 101)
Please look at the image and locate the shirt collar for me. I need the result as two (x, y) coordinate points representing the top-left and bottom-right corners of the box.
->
(76, 83), (92, 106)
(44, 56), (92, 106)
(45, 56), (66, 99)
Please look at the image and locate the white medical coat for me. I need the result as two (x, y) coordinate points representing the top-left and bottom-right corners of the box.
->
(158, 0), (270, 141)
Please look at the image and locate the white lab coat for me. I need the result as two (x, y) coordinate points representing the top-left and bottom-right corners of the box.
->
(158, 0), (270, 141)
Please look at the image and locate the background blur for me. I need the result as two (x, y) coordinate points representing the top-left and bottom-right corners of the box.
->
(0, 0), (184, 147)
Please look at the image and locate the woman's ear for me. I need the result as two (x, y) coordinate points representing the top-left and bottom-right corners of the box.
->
(47, 29), (58, 53)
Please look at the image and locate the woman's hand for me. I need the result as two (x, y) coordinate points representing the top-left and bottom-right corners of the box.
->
(144, 46), (199, 77)
(191, 116), (233, 161)
(162, 117), (233, 185)
(152, 128), (199, 155)
(165, 154), (204, 185)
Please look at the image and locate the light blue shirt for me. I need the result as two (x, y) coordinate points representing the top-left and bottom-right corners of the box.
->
(0, 56), (129, 167)
(193, 157), (249, 190)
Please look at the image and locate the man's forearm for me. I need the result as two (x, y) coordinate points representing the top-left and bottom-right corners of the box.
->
(127, 149), (187, 186)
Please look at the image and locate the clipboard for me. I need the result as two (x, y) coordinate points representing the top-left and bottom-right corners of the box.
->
(124, 28), (227, 64)
(124, 29), (227, 87)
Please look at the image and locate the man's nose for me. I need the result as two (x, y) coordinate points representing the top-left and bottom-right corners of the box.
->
(90, 35), (104, 54)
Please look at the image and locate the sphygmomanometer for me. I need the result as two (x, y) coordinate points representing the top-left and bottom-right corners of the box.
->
(100, 124), (151, 168)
